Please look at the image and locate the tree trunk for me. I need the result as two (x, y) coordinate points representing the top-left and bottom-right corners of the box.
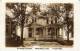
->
(67, 24), (69, 41)
(55, 17), (57, 40)
(66, 13), (70, 41)
(21, 23), (24, 45)
(20, 3), (26, 46)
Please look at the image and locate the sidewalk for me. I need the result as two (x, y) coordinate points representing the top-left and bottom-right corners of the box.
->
(23, 40), (63, 47)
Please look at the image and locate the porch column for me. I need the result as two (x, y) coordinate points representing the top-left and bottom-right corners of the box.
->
(33, 27), (36, 39)
(45, 27), (48, 40)
(43, 27), (46, 40)
(55, 27), (57, 40)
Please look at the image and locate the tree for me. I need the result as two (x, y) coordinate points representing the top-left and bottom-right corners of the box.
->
(64, 4), (73, 41)
(6, 3), (27, 46)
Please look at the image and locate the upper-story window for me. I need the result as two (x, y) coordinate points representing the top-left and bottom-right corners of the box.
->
(36, 18), (47, 26)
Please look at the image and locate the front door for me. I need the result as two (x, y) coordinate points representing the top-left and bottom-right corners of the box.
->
(48, 28), (55, 40)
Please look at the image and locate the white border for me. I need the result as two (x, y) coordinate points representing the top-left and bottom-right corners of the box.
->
(0, 0), (80, 51)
